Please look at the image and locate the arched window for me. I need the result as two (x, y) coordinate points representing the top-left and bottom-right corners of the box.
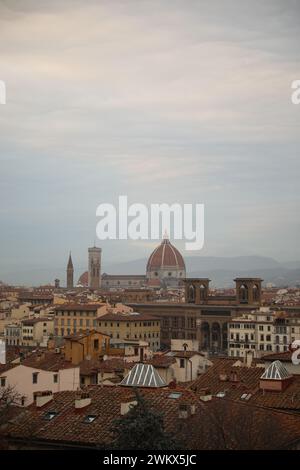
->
(188, 285), (195, 303)
(283, 336), (287, 345)
(199, 284), (206, 300)
(275, 335), (279, 344)
(239, 284), (248, 303)
(253, 284), (259, 302)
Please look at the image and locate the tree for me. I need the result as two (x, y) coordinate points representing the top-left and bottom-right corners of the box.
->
(0, 385), (23, 449)
(110, 390), (182, 450)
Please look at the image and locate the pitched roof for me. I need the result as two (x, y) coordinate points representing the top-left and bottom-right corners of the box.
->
(3, 385), (197, 448)
(190, 358), (300, 412)
(20, 351), (76, 372)
(120, 363), (167, 388)
(98, 312), (160, 322)
(260, 360), (291, 380)
(4, 387), (300, 449)
(261, 350), (293, 362)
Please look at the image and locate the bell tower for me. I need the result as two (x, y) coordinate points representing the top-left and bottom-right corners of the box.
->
(184, 278), (210, 304)
(234, 278), (262, 305)
(66, 252), (74, 289)
(88, 246), (101, 290)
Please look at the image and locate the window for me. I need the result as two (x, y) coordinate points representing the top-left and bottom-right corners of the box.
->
(239, 284), (248, 303)
(94, 339), (99, 350)
(53, 374), (58, 383)
(32, 372), (38, 384)
(44, 411), (58, 421)
(180, 358), (185, 368)
(83, 415), (97, 424)
(1, 377), (6, 387)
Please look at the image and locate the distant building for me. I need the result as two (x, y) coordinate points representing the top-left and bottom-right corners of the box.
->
(66, 253), (74, 289)
(88, 246), (101, 289)
(128, 277), (263, 351)
(228, 307), (300, 358)
(97, 311), (161, 352)
(146, 236), (186, 288)
(64, 330), (110, 365)
(54, 303), (107, 336)
(77, 237), (185, 290)
(21, 317), (54, 347)
(4, 324), (22, 346)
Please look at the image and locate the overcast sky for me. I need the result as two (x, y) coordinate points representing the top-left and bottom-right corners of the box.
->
(0, 0), (300, 284)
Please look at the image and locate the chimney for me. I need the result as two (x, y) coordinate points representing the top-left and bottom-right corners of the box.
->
(199, 388), (212, 402)
(219, 373), (228, 382)
(245, 351), (253, 368)
(75, 391), (91, 409)
(229, 370), (239, 383)
(178, 403), (189, 419)
(120, 400), (137, 415)
(35, 390), (53, 407)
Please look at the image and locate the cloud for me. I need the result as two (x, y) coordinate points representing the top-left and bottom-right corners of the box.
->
(0, 0), (300, 283)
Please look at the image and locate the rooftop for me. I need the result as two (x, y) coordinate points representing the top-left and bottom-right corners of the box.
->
(98, 312), (160, 322)
(120, 363), (167, 388)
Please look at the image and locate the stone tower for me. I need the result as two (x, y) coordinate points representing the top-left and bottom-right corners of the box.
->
(88, 246), (101, 290)
(66, 252), (74, 289)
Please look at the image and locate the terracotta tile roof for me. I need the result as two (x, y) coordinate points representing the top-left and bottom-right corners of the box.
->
(55, 303), (105, 312)
(261, 351), (293, 362)
(182, 398), (300, 450)
(97, 312), (160, 322)
(146, 355), (176, 368)
(79, 358), (133, 376)
(146, 238), (185, 271)
(97, 358), (134, 373)
(4, 386), (300, 449)
(20, 351), (76, 372)
(189, 358), (300, 412)
(21, 317), (52, 325)
(168, 351), (203, 359)
(3, 385), (197, 448)
(64, 330), (110, 341)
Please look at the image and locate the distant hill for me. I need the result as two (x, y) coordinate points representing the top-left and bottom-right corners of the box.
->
(3, 256), (300, 288)
(104, 255), (300, 288)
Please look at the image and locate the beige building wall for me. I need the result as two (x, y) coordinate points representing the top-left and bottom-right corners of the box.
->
(0, 364), (80, 406)
(97, 318), (161, 352)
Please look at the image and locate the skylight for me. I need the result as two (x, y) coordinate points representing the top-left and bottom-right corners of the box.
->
(168, 392), (182, 399)
(44, 411), (58, 421)
(83, 415), (97, 423)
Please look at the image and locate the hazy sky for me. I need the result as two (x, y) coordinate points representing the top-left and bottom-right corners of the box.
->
(0, 0), (300, 284)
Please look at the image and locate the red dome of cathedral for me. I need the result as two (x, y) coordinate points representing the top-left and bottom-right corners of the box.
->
(77, 271), (88, 287)
(146, 238), (185, 272)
